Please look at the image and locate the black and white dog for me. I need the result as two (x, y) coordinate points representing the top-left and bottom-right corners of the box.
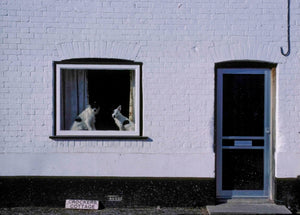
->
(70, 102), (100, 130)
(112, 105), (135, 131)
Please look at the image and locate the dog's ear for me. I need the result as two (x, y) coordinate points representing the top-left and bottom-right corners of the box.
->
(117, 105), (121, 111)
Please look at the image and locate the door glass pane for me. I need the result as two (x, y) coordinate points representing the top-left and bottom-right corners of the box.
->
(223, 74), (264, 136)
(222, 149), (264, 190)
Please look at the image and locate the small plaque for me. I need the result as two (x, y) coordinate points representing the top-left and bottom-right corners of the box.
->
(234, 140), (252, 147)
(106, 195), (123, 202)
(65, 199), (99, 210)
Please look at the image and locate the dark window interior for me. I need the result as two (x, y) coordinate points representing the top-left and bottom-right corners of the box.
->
(87, 70), (130, 130)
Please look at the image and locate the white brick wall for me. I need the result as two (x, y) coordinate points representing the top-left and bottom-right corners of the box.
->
(0, 0), (300, 178)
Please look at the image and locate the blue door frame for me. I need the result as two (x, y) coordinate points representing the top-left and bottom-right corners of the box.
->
(216, 68), (271, 198)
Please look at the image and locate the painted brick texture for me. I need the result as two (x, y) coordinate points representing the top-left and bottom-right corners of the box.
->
(0, 0), (300, 177)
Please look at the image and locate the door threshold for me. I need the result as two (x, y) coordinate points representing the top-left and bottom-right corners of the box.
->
(226, 198), (273, 204)
(217, 197), (272, 204)
(207, 202), (291, 215)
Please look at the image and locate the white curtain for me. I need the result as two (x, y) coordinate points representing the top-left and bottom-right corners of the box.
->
(129, 70), (135, 122)
(61, 69), (88, 130)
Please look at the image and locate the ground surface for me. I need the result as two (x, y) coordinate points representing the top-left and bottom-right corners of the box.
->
(0, 207), (209, 215)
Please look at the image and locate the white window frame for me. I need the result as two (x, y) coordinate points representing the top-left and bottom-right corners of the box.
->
(54, 62), (142, 138)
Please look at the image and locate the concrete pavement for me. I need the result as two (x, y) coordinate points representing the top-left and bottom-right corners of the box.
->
(0, 207), (208, 215)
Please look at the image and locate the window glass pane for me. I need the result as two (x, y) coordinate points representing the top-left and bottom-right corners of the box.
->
(60, 69), (134, 131)
(223, 74), (264, 136)
(222, 149), (264, 190)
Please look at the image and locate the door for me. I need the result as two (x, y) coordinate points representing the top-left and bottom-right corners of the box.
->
(216, 68), (271, 198)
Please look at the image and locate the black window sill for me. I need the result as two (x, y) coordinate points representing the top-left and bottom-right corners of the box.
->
(49, 135), (149, 140)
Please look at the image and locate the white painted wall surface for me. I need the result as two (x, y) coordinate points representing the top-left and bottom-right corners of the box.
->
(0, 153), (214, 177)
(0, 0), (300, 178)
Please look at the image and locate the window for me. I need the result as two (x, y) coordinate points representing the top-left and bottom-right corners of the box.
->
(53, 59), (143, 138)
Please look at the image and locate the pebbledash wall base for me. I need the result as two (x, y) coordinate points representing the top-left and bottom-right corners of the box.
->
(0, 177), (215, 208)
(0, 177), (299, 211)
